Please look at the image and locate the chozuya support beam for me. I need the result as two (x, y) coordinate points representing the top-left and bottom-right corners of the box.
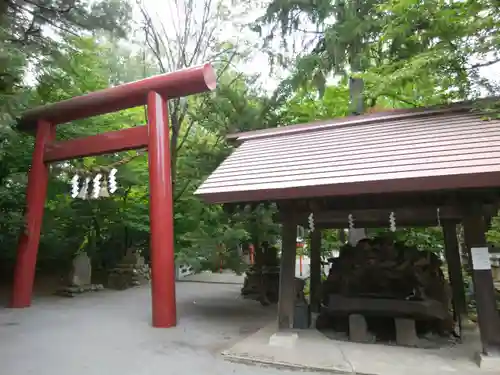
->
(442, 221), (467, 325)
(463, 206), (500, 356)
(11, 64), (216, 330)
(278, 205), (298, 330)
(309, 229), (322, 314)
(289, 205), (497, 229)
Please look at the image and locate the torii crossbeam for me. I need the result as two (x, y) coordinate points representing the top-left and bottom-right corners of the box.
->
(11, 64), (217, 328)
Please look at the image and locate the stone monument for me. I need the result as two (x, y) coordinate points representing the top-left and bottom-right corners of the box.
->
(71, 252), (92, 286)
(107, 249), (151, 290)
(56, 252), (104, 297)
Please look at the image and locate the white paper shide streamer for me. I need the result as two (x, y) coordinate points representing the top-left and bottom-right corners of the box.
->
(70, 174), (79, 198)
(308, 213), (315, 232)
(108, 168), (118, 194)
(92, 173), (102, 199)
(389, 211), (396, 232)
(70, 168), (118, 199)
(78, 177), (91, 199)
(348, 214), (355, 230)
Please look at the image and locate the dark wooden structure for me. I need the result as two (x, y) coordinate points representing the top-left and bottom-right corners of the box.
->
(196, 99), (500, 355)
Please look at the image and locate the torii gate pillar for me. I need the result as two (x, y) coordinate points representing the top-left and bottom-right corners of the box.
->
(10, 64), (217, 328)
(147, 91), (176, 326)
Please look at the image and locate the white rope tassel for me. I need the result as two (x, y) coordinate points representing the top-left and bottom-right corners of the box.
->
(389, 211), (396, 232)
(437, 207), (441, 227)
(348, 214), (355, 230)
(308, 213), (315, 232)
(70, 174), (79, 198)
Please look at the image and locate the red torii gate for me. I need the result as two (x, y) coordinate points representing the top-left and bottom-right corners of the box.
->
(11, 63), (217, 328)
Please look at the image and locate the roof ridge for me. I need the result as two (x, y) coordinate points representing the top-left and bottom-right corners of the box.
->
(228, 96), (499, 142)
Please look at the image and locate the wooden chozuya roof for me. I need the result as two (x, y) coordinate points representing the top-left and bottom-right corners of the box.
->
(195, 98), (500, 205)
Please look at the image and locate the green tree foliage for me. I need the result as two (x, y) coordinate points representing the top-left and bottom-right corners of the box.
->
(251, 0), (500, 255)
(255, 0), (500, 103)
(0, 29), (283, 277)
(279, 84), (350, 124)
(0, 0), (132, 121)
(1, 36), (151, 274)
(3, 0), (500, 283)
(0, 0), (290, 279)
(372, 0), (500, 98)
(0, 0), (132, 278)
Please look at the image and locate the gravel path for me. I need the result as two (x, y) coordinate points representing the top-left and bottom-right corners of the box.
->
(0, 283), (317, 375)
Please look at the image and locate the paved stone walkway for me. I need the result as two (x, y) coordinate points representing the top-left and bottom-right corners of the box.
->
(0, 283), (313, 375)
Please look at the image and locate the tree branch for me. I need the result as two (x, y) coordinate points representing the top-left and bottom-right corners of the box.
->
(470, 58), (500, 70)
(174, 180), (191, 202)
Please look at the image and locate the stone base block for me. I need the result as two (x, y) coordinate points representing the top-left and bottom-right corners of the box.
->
(395, 318), (418, 347)
(475, 349), (500, 371)
(349, 314), (373, 343)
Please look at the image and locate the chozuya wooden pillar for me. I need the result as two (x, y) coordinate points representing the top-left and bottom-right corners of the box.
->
(309, 229), (322, 314)
(442, 221), (467, 322)
(462, 207), (500, 354)
(277, 205), (298, 329)
(10, 64), (216, 329)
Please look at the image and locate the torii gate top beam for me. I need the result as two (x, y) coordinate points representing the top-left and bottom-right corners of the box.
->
(18, 63), (216, 131)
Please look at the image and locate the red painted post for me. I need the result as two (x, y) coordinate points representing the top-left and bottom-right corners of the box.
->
(299, 255), (303, 276)
(147, 91), (176, 328)
(249, 244), (255, 264)
(11, 120), (55, 307)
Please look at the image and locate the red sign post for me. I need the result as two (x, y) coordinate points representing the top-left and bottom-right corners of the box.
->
(297, 241), (304, 276)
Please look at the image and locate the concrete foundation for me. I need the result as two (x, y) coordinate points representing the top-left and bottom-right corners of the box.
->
(268, 331), (299, 349)
(222, 321), (491, 375)
(475, 349), (500, 372)
(222, 322), (353, 373)
(349, 314), (373, 343)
